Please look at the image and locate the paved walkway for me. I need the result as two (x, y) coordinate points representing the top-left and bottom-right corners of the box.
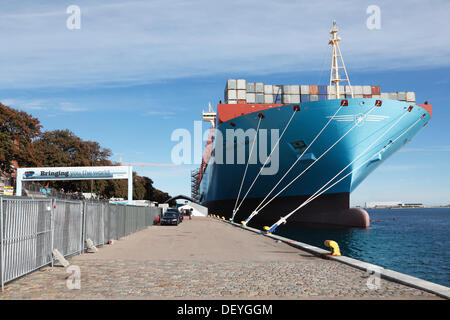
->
(0, 217), (439, 299)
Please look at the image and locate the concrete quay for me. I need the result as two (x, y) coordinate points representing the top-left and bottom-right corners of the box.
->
(0, 217), (443, 300)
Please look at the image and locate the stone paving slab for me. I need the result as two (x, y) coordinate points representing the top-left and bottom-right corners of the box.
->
(0, 218), (440, 299)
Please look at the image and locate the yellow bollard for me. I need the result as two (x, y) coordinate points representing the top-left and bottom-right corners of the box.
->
(263, 226), (271, 234)
(222, 216), (225, 220)
(241, 221), (246, 226)
(324, 240), (341, 256)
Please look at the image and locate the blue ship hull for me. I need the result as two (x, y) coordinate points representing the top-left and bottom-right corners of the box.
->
(199, 99), (431, 228)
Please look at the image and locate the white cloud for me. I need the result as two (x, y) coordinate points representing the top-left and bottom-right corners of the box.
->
(58, 102), (87, 112)
(144, 110), (176, 119)
(0, 0), (449, 88)
(145, 111), (175, 116)
(1, 98), (47, 110)
(1, 98), (87, 113)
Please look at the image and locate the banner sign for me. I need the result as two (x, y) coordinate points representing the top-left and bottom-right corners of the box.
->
(16, 166), (133, 203)
(18, 166), (130, 181)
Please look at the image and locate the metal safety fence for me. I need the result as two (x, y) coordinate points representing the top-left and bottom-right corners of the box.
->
(0, 197), (161, 290)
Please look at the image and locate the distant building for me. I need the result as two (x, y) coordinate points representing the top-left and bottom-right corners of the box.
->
(402, 203), (424, 208)
(178, 201), (208, 217)
(365, 201), (425, 208)
(133, 200), (159, 207)
(0, 159), (18, 193)
(365, 201), (403, 208)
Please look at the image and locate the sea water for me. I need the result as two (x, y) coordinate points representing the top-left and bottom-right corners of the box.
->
(276, 208), (450, 287)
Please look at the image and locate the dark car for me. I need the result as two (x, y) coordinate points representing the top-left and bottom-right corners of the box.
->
(160, 210), (180, 226)
(166, 208), (183, 223)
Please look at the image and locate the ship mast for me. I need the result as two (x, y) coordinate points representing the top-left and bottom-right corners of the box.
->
(329, 21), (353, 99)
(202, 102), (217, 127)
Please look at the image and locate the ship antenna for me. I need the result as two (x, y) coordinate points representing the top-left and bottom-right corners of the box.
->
(329, 21), (353, 99)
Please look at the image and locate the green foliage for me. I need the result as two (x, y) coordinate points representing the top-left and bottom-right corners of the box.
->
(0, 103), (42, 172)
(1, 103), (171, 201)
(32, 129), (112, 167)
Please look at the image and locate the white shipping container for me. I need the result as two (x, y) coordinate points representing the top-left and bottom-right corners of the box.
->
(380, 92), (390, 100)
(338, 85), (345, 94)
(327, 85), (336, 95)
(372, 95), (381, 99)
(290, 85), (300, 95)
(310, 94), (319, 101)
(363, 86), (371, 95)
(255, 83), (264, 93)
(237, 79), (246, 90)
(246, 93), (256, 103)
(264, 85), (273, 95)
(389, 92), (398, 100)
(227, 79), (237, 90)
(300, 85), (310, 94)
(397, 92), (407, 101)
(228, 100), (237, 104)
(255, 93), (264, 103)
(355, 94), (364, 98)
(282, 95), (291, 104)
(353, 86), (363, 95)
(264, 94), (274, 104)
(247, 82), (255, 93)
(237, 90), (246, 100)
(226, 89), (237, 100)
(345, 85), (353, 93)
(291, 95), (300, 103)
(406, 92), (416, 102)
(273, 85), (282, 95)
(282, 85), (291, 94)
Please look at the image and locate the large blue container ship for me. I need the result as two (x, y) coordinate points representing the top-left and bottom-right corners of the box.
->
(193, 23), (432, 230)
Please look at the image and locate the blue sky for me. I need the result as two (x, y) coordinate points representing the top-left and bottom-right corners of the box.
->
(0, 0), (449, 206)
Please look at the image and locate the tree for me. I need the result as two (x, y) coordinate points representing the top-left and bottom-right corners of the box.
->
(32, 129), (112, 193)
(133, 173), (147, 200)
(0, 103), (42, 173)
(151, 188), (171, 203)
(1, 104), (173, 200)
(140, 176), (171, 203)
(0, 132), (14, 172)
(33, 129), (111, 167)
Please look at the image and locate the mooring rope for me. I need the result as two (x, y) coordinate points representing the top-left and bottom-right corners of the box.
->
(265, 113), (426, 233)
(232, 109), (298, 220)
(232, 115), (263, 220)
(242, 103), (347, 224)
(298, 110), (411, 208)
(244, 104), (377, 225)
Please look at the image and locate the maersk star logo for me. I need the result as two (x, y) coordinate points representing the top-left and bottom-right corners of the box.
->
(24, 171), (35, 178)
(326, 114), (389, 126)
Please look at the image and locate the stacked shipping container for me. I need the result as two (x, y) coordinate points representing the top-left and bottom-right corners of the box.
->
(224, 79), (416, 104)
